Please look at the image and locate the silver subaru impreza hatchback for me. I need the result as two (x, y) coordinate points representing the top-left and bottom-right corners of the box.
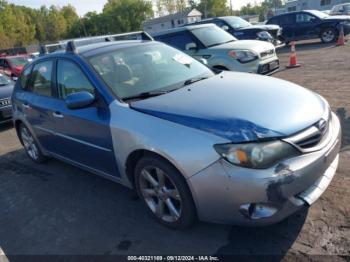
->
(12, 33), (341, 229)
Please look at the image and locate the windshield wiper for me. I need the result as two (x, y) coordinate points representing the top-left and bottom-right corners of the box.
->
(123, 91), (169, 101)
(184, 76), (210, 86)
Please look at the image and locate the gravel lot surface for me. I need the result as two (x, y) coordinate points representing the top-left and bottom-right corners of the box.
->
(0, 40), (349, 261)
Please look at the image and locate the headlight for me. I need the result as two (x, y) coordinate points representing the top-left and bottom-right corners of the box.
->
(256, 31), (273, 40)
(228, 50), (258, 63)
(214, 141), (300, 169)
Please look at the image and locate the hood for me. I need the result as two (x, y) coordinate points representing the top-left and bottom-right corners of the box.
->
(0, 83), (14, 99)
(130, 72), (326, 143)
(324, 15), (350, 21)
(210, 40), (275, 54)
(242, 24), (280, 31)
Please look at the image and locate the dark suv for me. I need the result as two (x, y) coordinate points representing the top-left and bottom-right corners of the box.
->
(189, 16), (284, 47)
(267, 10), (350, 43)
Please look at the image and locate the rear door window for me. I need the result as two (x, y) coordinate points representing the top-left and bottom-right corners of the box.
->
(28, 60), (53, 97)
(280, 14), (295, 25)
(165, 32), (197, 50)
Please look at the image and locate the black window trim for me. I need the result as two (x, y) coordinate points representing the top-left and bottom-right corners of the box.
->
(19, 64), (34, 90)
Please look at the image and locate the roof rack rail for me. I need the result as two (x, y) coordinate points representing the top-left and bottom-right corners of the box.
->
(39, 43), (66, 56)
(64, 31), (154, 53)
(39, 31), (153, 56)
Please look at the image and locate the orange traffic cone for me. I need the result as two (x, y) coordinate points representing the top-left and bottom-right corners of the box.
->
(337, 25), (345, 46)
(286, 41), (301, 69)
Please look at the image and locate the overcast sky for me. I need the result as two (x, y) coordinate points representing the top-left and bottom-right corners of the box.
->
(8, 0), (264, 16)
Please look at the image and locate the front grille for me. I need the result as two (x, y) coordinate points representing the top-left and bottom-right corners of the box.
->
(260, 49), (275, 58)
(0, 98), (11, 107)
(284, 111), (332, 153)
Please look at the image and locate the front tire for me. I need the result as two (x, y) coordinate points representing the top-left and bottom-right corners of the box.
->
(19, 124), (47, 163)
(134, 155), (196, 229)
(321, 27), (337, 43)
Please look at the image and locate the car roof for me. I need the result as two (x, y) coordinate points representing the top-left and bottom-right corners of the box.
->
(269, 10), (315, 18)
(37, 40), (155, 60)
(152, 23), (215, 37)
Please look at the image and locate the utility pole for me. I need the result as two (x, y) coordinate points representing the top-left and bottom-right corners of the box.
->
(230, 0), (233, 15)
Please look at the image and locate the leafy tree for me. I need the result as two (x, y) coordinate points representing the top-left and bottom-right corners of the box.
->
(197, 0), (228, 18)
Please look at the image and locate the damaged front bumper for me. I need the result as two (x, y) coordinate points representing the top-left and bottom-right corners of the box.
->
(187, 113), (341, 226)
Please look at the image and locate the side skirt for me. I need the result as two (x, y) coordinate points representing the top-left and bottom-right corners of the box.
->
(46, 151), (132, 188)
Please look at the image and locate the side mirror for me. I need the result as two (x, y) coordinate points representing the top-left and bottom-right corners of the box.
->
(221, 25), (229, 31)
(185, 42), (198, 51)
(65, 91), (95, 109)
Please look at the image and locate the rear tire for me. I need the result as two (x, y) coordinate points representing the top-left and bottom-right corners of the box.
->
(134, 155), (196, 229)
(19, 124), (47, 163)
(320, 27), (337, 43)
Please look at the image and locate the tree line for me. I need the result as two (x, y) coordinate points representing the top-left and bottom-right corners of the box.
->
(0, 0), (284, 50)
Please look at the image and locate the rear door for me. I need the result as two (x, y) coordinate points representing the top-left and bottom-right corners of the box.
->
(50, 58), (118, 176)
(20, 59), (59, 152)
(278, 14), (296, 41)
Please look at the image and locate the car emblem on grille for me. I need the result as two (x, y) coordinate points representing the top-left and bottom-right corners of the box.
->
(316, 119), (327, 134)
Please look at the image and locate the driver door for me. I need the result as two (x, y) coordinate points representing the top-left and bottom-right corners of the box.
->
(295, 13), (319, 40)
(51, 58), (119, 177)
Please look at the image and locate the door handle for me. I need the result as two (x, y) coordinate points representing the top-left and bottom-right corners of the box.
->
(52, 112), (64, 118)
(23, 102), (31, 109)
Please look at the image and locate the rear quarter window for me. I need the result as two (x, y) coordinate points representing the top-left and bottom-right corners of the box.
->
(19, 66), (32, 90)
(280, 14), (294, 25)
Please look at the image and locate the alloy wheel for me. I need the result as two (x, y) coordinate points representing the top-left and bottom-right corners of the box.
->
(322, 30), (335, 43)
(139, 166), (182, 223)
(21, 126), (39, 161)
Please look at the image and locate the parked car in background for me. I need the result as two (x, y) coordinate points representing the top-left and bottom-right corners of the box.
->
(188, 16), (284, 47)
(330, 3), (350, 16)
(12, 32), (341, 229)
(153, 24), (279, 75)
(267, 10), (350, 43)
(0, 73), (14, 123)
(0, 55), (28, 80)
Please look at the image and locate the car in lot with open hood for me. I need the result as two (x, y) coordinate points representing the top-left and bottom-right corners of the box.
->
(12, 32), (341, 229)
(267, 10), (350, 43)
(188, 16), (284, 48)
(153, 24), (279, 75)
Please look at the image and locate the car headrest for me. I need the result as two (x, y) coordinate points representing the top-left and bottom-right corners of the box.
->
(116, 64), (132, 83)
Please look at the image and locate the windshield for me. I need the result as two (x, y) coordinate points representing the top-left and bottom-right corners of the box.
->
(191, 26), (237, 47)
(344, 4), (350, 11)
(89, 43), (213, 100)
(222, 16), (251, 29)
(8, 57), (27, 67)
(307, 10), (329, 19)
(0, 74), (12, 86)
